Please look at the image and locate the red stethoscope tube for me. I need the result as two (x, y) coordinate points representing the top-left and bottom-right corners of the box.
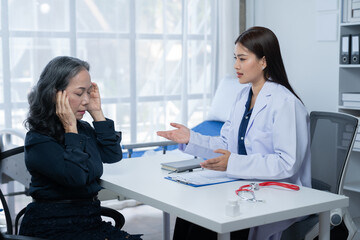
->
(235, 181), (300, 196)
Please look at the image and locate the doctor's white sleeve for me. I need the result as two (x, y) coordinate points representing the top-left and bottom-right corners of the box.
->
(226, 98), (310, 182)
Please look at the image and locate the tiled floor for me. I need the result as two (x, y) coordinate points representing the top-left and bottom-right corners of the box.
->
(101, 199), (177, 240)
(120, 204), (177, 240)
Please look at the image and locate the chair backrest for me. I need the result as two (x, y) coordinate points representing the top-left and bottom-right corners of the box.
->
(0, 146), (29, 187)
(1, 188), (47, 239)
(310, 111), (358, 195)
(0, 146), (29, 236)
(0, 129), (25, 152)
(0, 130), (27, 236)
(0, 129), (27, 185)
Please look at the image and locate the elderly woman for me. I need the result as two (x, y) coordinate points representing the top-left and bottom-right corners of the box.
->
(20, 56), (142, 240)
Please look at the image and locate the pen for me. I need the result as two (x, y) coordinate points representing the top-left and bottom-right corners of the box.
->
(175, 179), (190, 185)
(169, 176), (190, 185)
(168, 168), (203, 174)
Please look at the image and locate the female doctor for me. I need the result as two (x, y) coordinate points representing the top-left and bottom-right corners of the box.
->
(157, 26), (311, 240)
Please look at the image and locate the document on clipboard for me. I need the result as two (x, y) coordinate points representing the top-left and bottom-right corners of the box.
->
(164, 169), (241, 187)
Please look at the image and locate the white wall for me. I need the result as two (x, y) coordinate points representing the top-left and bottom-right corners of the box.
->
(246, 0), (339, 113)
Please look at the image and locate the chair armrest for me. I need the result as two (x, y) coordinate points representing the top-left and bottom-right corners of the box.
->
(122, 140), (177, 149)
(100, 206), (125, 229)
(14, 207), (27, 235)
(122, 141), (177, 158)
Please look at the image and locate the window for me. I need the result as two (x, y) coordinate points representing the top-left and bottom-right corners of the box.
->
(0, 0), (219, 144)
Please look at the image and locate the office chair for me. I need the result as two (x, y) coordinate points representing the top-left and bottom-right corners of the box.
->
(0, 129), (27, 225)
(1, 143), (126, 237)
(1, 188), (45, 240)
(281, 111), (359, 240)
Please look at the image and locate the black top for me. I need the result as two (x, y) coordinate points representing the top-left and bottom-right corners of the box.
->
(237, 89), (253, 155)
(24, 119), (122, 200)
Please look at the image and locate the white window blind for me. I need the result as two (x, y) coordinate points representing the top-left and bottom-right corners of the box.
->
(0, 0), (236, 144)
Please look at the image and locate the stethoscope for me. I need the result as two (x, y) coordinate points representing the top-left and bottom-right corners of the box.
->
(235, 181), (300, 202)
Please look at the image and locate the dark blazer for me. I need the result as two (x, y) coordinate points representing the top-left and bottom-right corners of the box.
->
(24, 119), (122, 200)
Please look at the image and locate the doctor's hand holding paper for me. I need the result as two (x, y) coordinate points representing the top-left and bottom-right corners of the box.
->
(157, 123), (231, 171)
(157, 26), (311, 240)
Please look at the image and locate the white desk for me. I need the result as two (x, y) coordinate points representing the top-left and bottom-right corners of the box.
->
(100, 152), (349, 240)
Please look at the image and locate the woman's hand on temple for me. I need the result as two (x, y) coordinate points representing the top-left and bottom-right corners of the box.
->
(88, 82), (105, 121)
(157, 123), (190, 144)
(56, 90), (77, 133)
(200, 149), (230, 171)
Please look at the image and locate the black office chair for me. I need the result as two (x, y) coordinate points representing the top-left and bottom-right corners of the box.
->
(0, 145), (125, 238)
(281, 111), (358, 240)
(0, 187), (45, 240)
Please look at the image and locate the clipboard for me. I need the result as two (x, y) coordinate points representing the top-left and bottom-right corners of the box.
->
(164, 169), (241, 187)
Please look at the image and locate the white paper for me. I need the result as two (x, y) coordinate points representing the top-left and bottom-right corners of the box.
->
(166, 169), (240, 186)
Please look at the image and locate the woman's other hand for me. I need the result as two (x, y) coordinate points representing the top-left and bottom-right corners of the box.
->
(157, 123), (190, 144)
(56, 90), (77, 133)
(88, 82), (105, 121)
(200, 149), (230, 171)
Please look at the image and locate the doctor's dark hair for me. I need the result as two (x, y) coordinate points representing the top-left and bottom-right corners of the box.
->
(235, 26), (302, 102)
(24, 56), (90, 142)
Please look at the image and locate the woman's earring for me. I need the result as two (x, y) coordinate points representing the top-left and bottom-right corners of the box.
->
(262, 66), (265, 70)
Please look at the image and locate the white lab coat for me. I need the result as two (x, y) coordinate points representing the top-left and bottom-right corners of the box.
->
(179, 81), (311, 240)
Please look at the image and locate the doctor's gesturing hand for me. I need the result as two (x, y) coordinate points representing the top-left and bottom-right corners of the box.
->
(156, 123), (190, 144)
(157, 123), (230, 171)
(200, 149), (230, 171)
